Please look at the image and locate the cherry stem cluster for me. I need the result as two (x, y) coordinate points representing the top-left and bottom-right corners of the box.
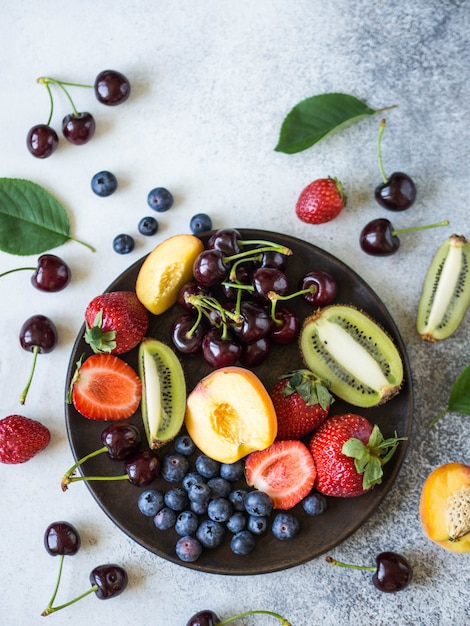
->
(37, 76), (93, 124)
(41, 555), (98, 617)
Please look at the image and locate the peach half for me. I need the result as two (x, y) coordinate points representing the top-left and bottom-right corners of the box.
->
(185, 366), (278, 464)
(136, 234), (204, 315)
(419, 462), (470, 553)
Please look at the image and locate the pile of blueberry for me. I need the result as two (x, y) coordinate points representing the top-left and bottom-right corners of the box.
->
(136, 433), (327, 563)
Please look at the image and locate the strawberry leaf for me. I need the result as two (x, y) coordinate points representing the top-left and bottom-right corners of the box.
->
(362, 457), (383, 490)
(0, 178), (94, 255)
(274, 93), (396, 154)
(429, 363), (470, 426)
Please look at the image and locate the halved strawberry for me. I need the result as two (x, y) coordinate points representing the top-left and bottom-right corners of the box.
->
(69, 353), (142, 420)
(245, 439), (316, 510)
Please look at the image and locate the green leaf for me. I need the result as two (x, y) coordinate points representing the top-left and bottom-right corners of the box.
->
(448, 363), (470, 415)
(274, 93), (396, 154)
(0, 178), (94, 255)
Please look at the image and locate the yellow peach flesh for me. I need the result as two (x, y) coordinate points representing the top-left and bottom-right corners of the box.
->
(185, 366), (277, 464)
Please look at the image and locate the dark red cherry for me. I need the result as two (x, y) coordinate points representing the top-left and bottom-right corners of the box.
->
(90, 564), (128, 600)
(252, 267), (289, 303)
(171, 314), (206, 355)
(186, 610), (220, 626)
(232, 301), (272, 343)
(270, 306), (299, 344)
(32, 254), (71, 291)
(373, 552), (413, 593)
(44, 521), (81, 556)
(177, 281), (212, 311)
(101, 422), (141, 460)
(62, 112), (96, 145)
(375, 172), (416, 211)
(193, 249), (229, 286)
(94, 70), (131, 106)
(202, 327), (242, 368)
(255, 248), (288, 271)
(240, 337), (270, 367)
(207, 228), (241, 255)
(300, 270), (338, 306)
(360, 218), (399, 256)
(124, 451), (160, 486)
(20, 314), (58, 354)
(27, 124), (59, 158)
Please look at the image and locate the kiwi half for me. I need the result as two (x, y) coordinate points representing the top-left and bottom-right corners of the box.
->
(138, 337), (187, 449)
(417, 234), (470, 342)
(300, 305), (403, 408)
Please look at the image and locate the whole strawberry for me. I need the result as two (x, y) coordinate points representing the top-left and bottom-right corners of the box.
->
(0, 415), (50, 464)
(295, 177), (346, 224)
(309, 413), (405, 497)
(272, 370), (333, 440)
(84, 291), (148, 355)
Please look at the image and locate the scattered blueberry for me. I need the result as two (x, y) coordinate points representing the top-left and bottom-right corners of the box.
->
(226, 512), (247, 534)
(175, 535), (203, 562)
(137, 489), (164, 517)
(161, 453), (190, 483)
(271, 513), (299, 541)
(302, 492), (328, 516)
(207, 477), (231, 499)
(244, 490), (273, 517)
(182, 471), (206, 492)
(174, 434), (196, 456)
(138, 216), (159, 236)
(91, 170), (118, 196)
(188, 481), (212, 504)
(229, 489), (248, 512)
(113, 233), (134, 254)
(219, 460), (245, 482)
(195, 454), (220, 479)
(164, 487), (189, 511)
(231, 530), (256, 555)
(147, 187), (174, 212)
(247, 515), (268, 535)
(196, 519), (225, 549)
(153, 507), (177, 531)
(208, 498), (233, 523)
(190, 213), (212, 234)
(175, 510), (199, 536)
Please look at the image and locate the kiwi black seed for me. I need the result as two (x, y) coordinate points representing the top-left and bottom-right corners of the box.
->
(300, 305), (403, 408)
(417, 234), (470, 342)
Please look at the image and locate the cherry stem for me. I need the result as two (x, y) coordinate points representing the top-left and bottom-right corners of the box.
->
(377, 118), (389, 183)
(38, 76), (93, 118)
(228, 254), (262, 282)
(392, 220), (449, 236)
(61, 446), (108, 490)
(20, 345), (39, 404)
(62, 472), (129, 491)
(267, 286), (316, 324)
(325, 555), (375, 571)
(41, 583), (98, 616)
(43, 82), (55, 127)
(218, 610), (291, 625)
(0, 266), (36, 278)
(43, 554), (64, 614)
(224, 244), (292, 265)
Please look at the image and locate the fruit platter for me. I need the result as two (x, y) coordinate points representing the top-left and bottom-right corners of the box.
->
(64, 228), (413, 575)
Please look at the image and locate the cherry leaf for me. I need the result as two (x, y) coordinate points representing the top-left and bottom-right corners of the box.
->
(274, 93), (396, 154)
(430, 363), (470, 426)
(0, 178), (94, 255)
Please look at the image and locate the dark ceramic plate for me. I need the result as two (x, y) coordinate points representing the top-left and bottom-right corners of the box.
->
(65, 229), (413, 575)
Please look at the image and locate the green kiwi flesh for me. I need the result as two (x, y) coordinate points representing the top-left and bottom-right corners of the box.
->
(300, 305), (403, 408)
(138, 337), (186, 449)
(417, 234), (470, 342)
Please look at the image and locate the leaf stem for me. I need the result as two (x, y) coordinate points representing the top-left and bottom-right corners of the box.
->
(70, 236), (96, 252)
(428, 408), (448, 427)
(20, 345), (39, 404)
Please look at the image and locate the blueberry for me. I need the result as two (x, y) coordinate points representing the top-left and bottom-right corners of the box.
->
(137, 489), (164, 517)
(196, 519), (225, 549)
(195, 454), (220, 479)
(161, 453), (190, 483)
(230, 530), (256, 555)
(247, 515), (268, 535)
(91, 170), (118, 196)
(175, 510), (199, 536)
(188, 482), (212, 504)
(302, 492), (328, 516)
(182, 471), (206, 492)
(220, 460), (245, 482)
(164, 487), (189, 511)
(207, 477), (231, 499)
(271, 513), (299, 541)
(190, 499), (209, 516)
(147, 187), (174, 212)
(175, 535), (203, 562)
(113, 233), (134, 254)
(229, 488), (248, 512)
(153, 507), (177, 530)
(190, 213), (212, 234)
(174, 434), (196, 457)
(138, 216), (159, 236)
(208, 498), (233, 523)
(244, 490), (273, 517)
(226, 512), (247, 534)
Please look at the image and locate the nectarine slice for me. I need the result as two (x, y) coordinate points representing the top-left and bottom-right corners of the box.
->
(419, 462), (470, 553)
(136, 234), (204, 314)
(185, 366), (277, 463)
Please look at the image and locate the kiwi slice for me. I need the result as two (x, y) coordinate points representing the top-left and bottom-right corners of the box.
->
(138, 338), (187, 449)
(417, 234), (470, 342)
(300, 305), (403, 408)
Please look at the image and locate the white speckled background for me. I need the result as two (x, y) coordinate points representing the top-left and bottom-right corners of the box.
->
(0, 1), (469, 625)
